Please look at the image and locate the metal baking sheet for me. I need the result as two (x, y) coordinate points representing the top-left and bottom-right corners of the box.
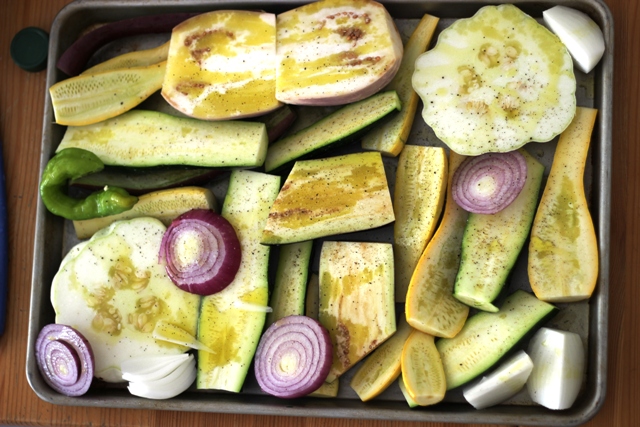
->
(27, 0), (613, 425)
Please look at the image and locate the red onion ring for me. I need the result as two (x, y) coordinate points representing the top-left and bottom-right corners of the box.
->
(254, 315), (332, 398)
(451, 151), (527, 214)
(159, 209), (241, 296)
(35, 324), (94, 396)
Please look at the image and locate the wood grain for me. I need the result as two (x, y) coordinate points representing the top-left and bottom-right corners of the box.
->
(0, 0), (637, 426)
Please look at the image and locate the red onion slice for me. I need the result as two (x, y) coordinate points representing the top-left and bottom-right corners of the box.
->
(159, 209), (241, 296)
(452, 151), (528, 214)
(35, 324), (94, 396)
(254, 315), (332, 399)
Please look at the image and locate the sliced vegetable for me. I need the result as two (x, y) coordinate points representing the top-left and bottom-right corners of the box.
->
(121, 353), (190, 382)
(304, 273), (340, 398)
(40, 148), (138, 221)
(451, 151), (527, 215)
(51, 217), (201, 383)
(405, 151), (469, 338)
(256, 105), (298, 143)
(350, 315), (412, 401)
(400, 329), (446, 406)
(73, 186), (216, 240)
(361, 14), (439, 156)
(82, 41), (170, 74)
(196, 170), (281, 392)
(527, 327), (585, 410)
(543, 6), (606, 73)
(529, 107), (599, 302)
(398, 375), (419, 408)
(275, 0), (403, 106)
(35, 324), (94, 396)
(151, 320), (213, 353)
(437, 290), (557, 390)
(264, 90), (401, 173)
(393, 145), (447, 302)
(454, 149), (544, 312)
(319, 241), (396, 382)
(71, 166), (223, 196)
(254, 315), (333, 398)
(462, 350), (533, 410)
(262, 152), (395, 245)
(56, 12), (197, 76)
(159, 209), (241, 296)
(50, 61), (166, 126)
(412, 4), (576, 155)
(56, 109), (268, 168)
(126, 354), (196, 400)
(266, 241), (313, 327)
(162, 10), (281, 121)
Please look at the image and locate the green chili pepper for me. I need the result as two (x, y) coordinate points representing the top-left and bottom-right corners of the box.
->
(40, 148), (138, 221)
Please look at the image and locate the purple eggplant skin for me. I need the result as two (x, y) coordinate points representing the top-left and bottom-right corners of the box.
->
(57, 12), (199, 76)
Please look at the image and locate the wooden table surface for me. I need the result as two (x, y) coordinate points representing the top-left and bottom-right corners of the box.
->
(0, 0), (636, 426)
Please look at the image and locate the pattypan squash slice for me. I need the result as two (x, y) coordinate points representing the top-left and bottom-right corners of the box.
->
(412, 4), (576, 155)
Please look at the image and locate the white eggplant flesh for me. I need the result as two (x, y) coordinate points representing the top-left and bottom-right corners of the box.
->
(543, 6), (605, 73)
(526, 327), (586, 410)
(124, 354), (196, 400)
(462, 350), (534, 410)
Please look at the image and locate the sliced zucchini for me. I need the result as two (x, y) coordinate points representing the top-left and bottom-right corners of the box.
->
(361, 14), (439, 156)
(401, 329), (446, 406)
(73, 186), (217, 240)
(319, 241), (396, 383)
(196, 170), (281, 392)
(405, 151), (470, 338)
(305, 272), (340, 398)
(264, 90), (401, 173)
(393, 145), (447, 302)
(437, 290), (557, 390)
(56, 109), (268, 168)
(350, 315), (412, 401)
(70, 165), (222, 196)
(50, 62), (166, 126)
(453, 149), (544, 312)
(265, 240), (313, 327)
(261, 152), (395, 245)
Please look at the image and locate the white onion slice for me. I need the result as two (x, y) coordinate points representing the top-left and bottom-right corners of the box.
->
(452, 151), (527, 214)
(463, 350), (533, 410)
(254, 315), (332, 398)
(543, 6), (605, 74)
(526, 327), (585, 410)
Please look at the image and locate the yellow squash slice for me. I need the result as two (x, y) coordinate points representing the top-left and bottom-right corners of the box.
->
(400, 329), (446, 406)
(405, 151), (470, 338)
(528, 107), (599, 302)
(393, 145), (447, 302)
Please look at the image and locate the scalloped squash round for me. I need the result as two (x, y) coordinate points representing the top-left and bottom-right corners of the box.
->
(412, 4), (576, 155)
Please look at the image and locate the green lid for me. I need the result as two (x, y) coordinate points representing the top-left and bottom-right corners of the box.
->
(10, 27), (49, 72)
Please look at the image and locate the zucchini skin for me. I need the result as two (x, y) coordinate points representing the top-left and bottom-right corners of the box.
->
(196, 170), (281, 392)
(436, 290), (557, 390)
(453, 149), (545, 312)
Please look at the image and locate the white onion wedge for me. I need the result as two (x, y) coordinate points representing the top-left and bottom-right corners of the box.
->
(462, 350), (533, 410)
(526, 327), (585, 410)
(126, 354), (196, 400)
(543, 6), (605, 73)
(120, 354), (189, 381)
